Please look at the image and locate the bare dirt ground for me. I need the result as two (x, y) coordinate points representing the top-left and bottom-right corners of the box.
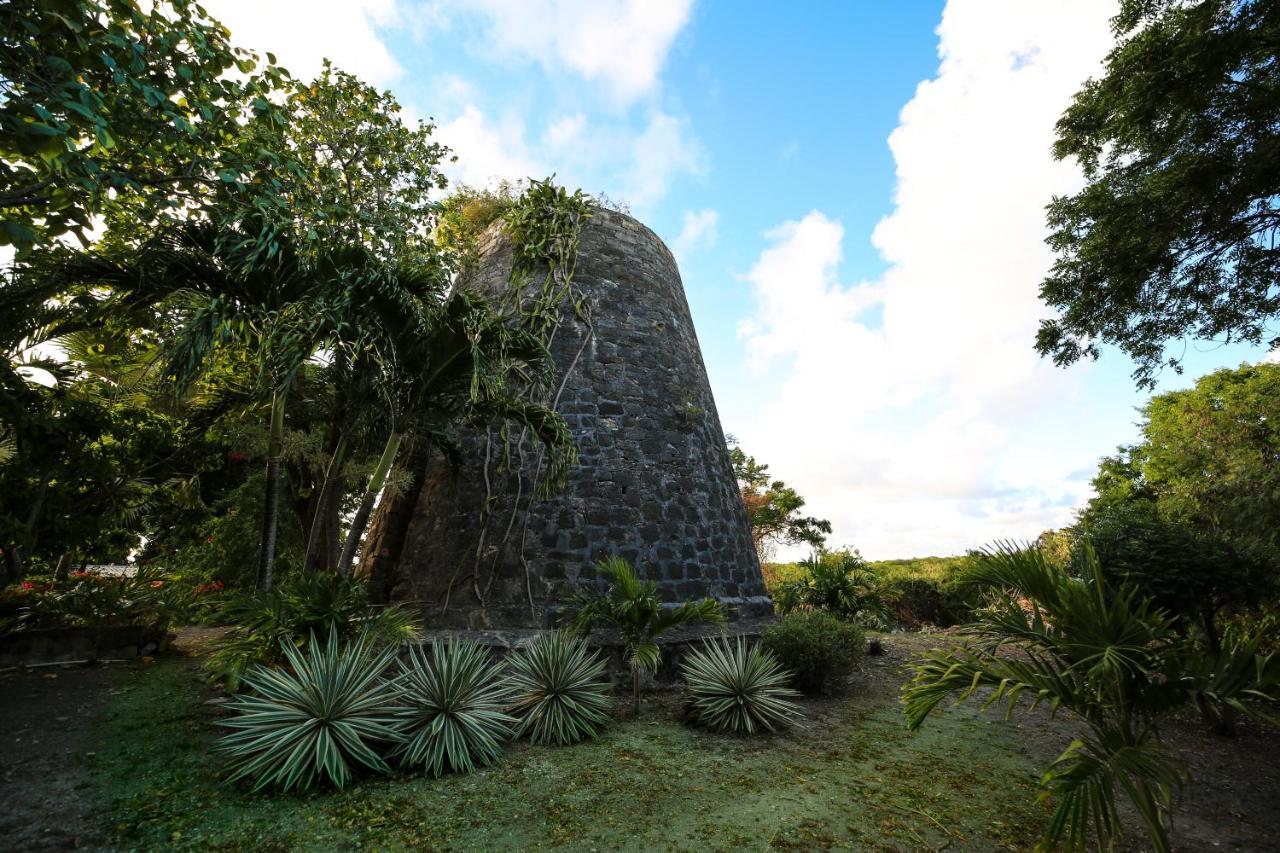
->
(0, 664), (115, 851)
(884, 632), (1280, 851)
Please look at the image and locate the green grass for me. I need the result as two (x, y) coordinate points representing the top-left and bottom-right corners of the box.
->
(86, 649), (1052, 851)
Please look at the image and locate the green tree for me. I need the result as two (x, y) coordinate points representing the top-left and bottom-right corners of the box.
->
(38, 221), (354, 590)
(1141, 362), (1280, 555)
(1072, 363), (1280, 645)
(728, 439), (831, 557)
(0, 0), (296, 251)
(335, 287), (576, 575)
(1037, 0), (1280, 385)
(268, 61), (452, 264)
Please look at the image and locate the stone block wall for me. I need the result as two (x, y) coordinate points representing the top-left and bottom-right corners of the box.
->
(391, 207), (771, 627)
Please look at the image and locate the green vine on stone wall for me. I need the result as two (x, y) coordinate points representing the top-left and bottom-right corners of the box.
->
(440, 178), (595, 619)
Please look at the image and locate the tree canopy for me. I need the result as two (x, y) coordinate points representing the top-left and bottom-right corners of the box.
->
(728, 440), (831, 557)
(1072, 362), (1279, 644)
(1037, 0), (1280, 386)
(0, 0), (296, 251)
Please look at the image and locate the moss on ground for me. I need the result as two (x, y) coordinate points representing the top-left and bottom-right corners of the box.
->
(87, 654), (1050, 851)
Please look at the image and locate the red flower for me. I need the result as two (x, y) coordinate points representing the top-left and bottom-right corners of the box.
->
(20, 581), (35, 591)
(150, 580), (164, 589)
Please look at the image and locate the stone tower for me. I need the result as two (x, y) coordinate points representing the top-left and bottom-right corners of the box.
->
(375, 207), (770, 628)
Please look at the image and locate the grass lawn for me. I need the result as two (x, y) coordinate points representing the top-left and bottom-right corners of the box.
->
(86, 636), (1053, 851)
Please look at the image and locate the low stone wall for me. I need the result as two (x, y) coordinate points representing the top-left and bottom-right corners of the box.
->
(417, 615), (776, 687)
(0, 624), (168, 668)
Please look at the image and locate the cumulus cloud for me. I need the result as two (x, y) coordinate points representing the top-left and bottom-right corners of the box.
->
(674, 209), (719, 257)
(436, 107), (547, 188)
(204, 0), (404, 85)
(441, 0), (693, 105)
(436, 105), (702, 214)
(735, 0), (1119, 558)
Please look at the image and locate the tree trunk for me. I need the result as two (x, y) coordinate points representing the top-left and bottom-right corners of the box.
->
(54, 551), (72, 581)
(337, 431), (403, 576)
(304, 434), (347, 572)
(6, 468), (54, 583)
(632, 666), (641, 717)
(357, 443), (432, 603)
(257, 390), (287, 592)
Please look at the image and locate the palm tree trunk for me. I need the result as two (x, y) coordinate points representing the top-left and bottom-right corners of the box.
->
(257, 389), (287, 592)
(337, 431), (403, 576)
(357, 443), (432, 603)
(304, 434), (347, 572)
(633, 666), (641, 717)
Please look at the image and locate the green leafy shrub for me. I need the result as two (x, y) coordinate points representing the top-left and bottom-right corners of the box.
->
(903, 543), (1280, 852)
(880, 576), (978, 629)
(761, 611), (864, 694)
(568, 556), (724, 715)
(215, 629), (402, 791)
(776, 550), (893, 628)
(206, 572), (418, 689)
(681, 637), (802, 735)
(507, 631), (612, 745)
(391, 640), (515, 776)
(0, 567), (199, 636)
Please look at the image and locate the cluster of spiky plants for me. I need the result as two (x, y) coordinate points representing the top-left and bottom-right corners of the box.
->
(215, 628), (402, 791)
(391, 639), (516, 777)
(507, 630), (613, 744)
(681, 636), (802, 735)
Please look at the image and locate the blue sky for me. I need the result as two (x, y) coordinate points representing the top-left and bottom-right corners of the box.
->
(209, 0), (1272, 558)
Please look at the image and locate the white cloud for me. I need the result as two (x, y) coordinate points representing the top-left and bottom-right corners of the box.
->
(735, 0), (1119, 558)
(445, 0), (693, 104)
(616, 112), (705, 213)
(435, 105), (701, 213)
(545, 114), (588, 150)
(436, 107), (546, 187)
(204, 0), (404, 85)
(674, 209), (719, 257)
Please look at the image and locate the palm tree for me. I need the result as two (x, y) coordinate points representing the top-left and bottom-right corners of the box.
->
(334, 284), (576, 576)
(39, 222), (350, 590)
(902, 543), (1279, 852)
(569, 556), (726, 716)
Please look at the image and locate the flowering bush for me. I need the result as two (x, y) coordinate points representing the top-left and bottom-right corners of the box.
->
(0, 568), (216, 636)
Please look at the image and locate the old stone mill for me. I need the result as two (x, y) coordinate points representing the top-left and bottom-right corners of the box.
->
(358, 206), (770, 628)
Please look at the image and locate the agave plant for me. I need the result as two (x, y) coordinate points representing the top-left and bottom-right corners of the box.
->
(902, 542), (1280, 853)
(215, 628), (402, 791)
(569, 556), (725, 716)
(681, 636), (802, 735)
(507, 630), (612, 745)
(391, 639), (517, 776)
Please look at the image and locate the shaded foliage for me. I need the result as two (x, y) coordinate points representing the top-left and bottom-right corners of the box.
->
(1038, 0), (1280, 385)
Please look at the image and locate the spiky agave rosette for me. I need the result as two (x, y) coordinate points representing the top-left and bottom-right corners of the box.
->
(681, 636), (802, 735)
(215, 627), (403, 791)
(390, 639), (517, 776)
(507, 630), (612, 745)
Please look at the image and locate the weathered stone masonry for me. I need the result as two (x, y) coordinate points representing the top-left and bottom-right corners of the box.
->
(387, 207), (771, 628)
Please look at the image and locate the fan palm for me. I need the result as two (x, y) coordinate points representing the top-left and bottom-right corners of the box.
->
(902, 542), (1279, 852)
(569, 556), (725, 716)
